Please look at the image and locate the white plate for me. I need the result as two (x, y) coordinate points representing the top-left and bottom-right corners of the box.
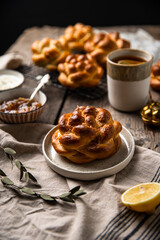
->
(42, 126), (135, 181)
(0, 69), (24, 92)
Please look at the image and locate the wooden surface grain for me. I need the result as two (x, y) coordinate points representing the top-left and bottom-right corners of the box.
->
(5, 25), (160, 152)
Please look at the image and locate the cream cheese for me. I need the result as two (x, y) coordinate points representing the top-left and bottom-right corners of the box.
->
(0, 74), (21, 90)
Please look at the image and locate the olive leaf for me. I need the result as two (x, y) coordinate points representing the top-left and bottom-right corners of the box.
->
(5, 153), (14, 161)
(21, 165), (27, 172)
(15, 160), (37, 183)
(69, 185), (80, 194)
(2, 147), (37, 184)
(0, 169), (7, 176)
(3, 148), (14, 170)
(4, 147), (16, 155)
(73, 189), (86, 197)
(22, 187), (35, 195)
(59, 192), (71, 198)
(24, 166), (35, 170)
(25, 172), (29, 182)
(59, 186), (86, 202)
(40, 194), (55, 201)
(28, 172), (37, 182)
(20, 166), (24, 180)
(1, 177), (14, 185)
(60, 197), (75, 203)
(15, 160), (21, 169)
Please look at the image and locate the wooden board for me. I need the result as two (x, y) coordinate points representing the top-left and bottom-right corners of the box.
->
(3, 25), (160, 151)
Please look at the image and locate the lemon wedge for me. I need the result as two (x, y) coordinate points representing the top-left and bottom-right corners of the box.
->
(121, 182), (160, 214)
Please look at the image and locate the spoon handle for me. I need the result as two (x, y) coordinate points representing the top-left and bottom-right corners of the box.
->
(29, 74), (50, 102)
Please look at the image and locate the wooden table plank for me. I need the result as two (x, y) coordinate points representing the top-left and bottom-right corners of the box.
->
(3, 25), (160, 149)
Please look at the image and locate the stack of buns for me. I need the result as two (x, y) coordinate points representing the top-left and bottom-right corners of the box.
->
(31, 38), (70, 71)
(51, 106), (122, 163)
(84, 32), (130, 67)
(57, 54), (104, 88)
(31, 23), (130, 88)
(59, 23), (94, 51)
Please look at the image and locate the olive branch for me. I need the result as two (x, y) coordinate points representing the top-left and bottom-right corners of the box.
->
(3, 147), (37, 183)
(0, 147), (86, 203)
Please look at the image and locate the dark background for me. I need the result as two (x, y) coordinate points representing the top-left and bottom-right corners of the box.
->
(0, 0), (160, 55)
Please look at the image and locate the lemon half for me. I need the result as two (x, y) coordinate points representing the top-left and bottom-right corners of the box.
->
(121, 182), (160, 214)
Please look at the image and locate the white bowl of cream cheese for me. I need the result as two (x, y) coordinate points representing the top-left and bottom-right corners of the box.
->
(0, 69), (24, 91)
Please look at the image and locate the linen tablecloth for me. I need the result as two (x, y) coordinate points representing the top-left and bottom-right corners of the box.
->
(0, 123), (160, 240)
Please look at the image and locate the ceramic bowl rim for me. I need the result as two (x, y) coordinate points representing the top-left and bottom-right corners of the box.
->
(0, 69), (24, 92)
(0, 87), (47, 115)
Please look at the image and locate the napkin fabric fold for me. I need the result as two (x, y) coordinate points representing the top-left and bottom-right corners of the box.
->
(0, 123), (160, 240)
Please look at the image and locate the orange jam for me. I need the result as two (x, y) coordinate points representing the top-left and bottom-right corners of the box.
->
(0, 97), (42, 113)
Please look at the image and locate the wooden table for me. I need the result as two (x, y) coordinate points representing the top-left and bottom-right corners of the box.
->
(5, 25), (160, 152)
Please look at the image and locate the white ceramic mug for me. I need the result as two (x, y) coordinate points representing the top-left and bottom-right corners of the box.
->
(106, 49), (153, 112)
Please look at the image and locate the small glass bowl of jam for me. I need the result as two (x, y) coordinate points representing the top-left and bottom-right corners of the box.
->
(0, 88), (47, 123)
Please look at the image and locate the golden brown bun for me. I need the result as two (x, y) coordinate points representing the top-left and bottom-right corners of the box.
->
(84, 32), (130, 67)
(51, 106), (122, 163)
(57, 53), (104, 88)
(59, 23), (94, 51)
(31, 38), (70, 70)
(150, 60), (160, 91)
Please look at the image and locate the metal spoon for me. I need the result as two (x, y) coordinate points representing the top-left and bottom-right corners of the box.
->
(28, 74), (50, 105)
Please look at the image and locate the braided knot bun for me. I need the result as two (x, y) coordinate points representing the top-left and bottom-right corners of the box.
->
(52, 106), (122, 163)
(84, 32), (130, 67)
(59, 23), (94, 51)
(31, 38), (70, 70)
(150, 60), (160, 91)
(57, 54), (104, 88)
